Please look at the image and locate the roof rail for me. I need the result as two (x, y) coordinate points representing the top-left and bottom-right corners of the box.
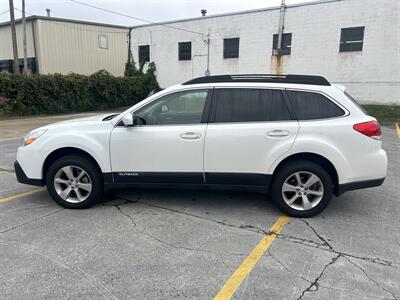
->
(182, 74), (331, 86)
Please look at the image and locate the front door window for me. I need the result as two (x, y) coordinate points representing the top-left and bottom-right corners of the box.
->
(134, 90), (208, 125)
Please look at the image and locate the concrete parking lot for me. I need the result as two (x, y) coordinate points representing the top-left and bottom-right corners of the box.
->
(0, 114), (399, 300)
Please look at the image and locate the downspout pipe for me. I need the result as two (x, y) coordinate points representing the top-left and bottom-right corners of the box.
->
(276, 0), (286, 56)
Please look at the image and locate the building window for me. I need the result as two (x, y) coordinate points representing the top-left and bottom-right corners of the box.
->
(98, 35), (108, 49)
(340, 26), (365, 52)
(138, 45), (150, 64)
(272, 33), (292, 55)
(178, 42), (192, 61)
(223, 38), (239, 59)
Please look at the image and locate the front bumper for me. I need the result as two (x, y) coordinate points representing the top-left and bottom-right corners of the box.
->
(335, 177), (385, 196)
(14, 161), (44, 186)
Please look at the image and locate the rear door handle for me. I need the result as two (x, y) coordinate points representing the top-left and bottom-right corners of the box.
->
(180, 132), (201, 140)
(267, 130), (290, 138)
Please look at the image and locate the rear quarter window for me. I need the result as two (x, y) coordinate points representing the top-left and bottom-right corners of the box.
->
(344, 91), (368, 114)
(287, 90), (345, 120)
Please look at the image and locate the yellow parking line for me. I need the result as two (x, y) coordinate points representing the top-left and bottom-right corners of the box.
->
(214, 215), (289, 300)
(395, 123), (400, 139)
(0, 188), (44, 203)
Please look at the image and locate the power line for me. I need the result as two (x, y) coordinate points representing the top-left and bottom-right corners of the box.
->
(0, 9), (10, 16)
(13, 7), (128, 34)
(69, 0), (205, 36)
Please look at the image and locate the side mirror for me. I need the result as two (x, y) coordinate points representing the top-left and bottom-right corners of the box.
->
(121, 113), (134, 126)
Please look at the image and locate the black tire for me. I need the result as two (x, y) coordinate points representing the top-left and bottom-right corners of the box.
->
(270, 160), (333, 218)
(45, 155), (104, 209)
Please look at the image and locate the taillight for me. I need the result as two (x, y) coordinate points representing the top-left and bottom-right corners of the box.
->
(353, 121), (381, 140)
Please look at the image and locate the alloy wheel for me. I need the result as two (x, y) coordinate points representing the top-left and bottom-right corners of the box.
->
(54, 165), (92, 203)
(281, 171), (324, 211)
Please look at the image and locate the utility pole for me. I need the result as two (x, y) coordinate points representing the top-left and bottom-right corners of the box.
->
(22, 0), (28, 75)
(205, 29), (210, 76)
(9, 0), (20, 74)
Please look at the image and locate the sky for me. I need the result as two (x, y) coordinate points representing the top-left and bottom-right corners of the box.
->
(0, 0), (313, 26)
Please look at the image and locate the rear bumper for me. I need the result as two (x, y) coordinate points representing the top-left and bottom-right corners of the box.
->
(14, 161), (44, 186)
(335, 177), (385, 196)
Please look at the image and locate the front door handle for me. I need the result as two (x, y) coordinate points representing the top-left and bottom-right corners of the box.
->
(180, 132), (201, 140)
(267, 130), (290, 138)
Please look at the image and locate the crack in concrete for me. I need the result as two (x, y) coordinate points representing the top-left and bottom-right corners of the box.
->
(267, 249), (388, 298)
(344, 256), (399, 300)
(299, 219), (334, 251)
(296, 253), (342, 300)
(267, 248), (313, 284)
(291, 220), (399, 300)
(0, 208), (64, 235)
(106, 196), (400, 275)
(109, 199), (247, 257)
(113, 196), (263, 235)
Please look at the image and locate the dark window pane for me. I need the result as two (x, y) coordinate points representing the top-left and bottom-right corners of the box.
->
(179, 42), (192, 60)
(138, 45), (150, 64)
(273, 33), (292, 55)
(223, 38), (239, 59)
(213, 88), (291, 123)
(287, 91), (345, 120)
(135, 90), (208, 125)
(340, 27), (364, 52)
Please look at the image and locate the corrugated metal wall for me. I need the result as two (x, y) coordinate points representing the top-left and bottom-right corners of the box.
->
(0, 19), (128, 76)
(36, 19), (128, 75)
(0, 21), (36, 60)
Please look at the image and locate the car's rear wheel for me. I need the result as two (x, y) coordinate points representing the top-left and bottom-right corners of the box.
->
(46, 155), (103, 208)
(270, 160), (333, 217)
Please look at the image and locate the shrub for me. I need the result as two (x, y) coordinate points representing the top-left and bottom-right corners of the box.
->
(0, 65), (159, 117)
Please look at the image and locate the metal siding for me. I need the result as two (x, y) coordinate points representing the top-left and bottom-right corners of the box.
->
(36, 19), (128, 75)
(0, 21), (35, 60)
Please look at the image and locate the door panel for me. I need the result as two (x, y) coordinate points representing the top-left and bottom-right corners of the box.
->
(204, 122), (299, 182)
(109, 89), (210, 184)
(204, 87), (299, 185)
(110, 125), (206, 183)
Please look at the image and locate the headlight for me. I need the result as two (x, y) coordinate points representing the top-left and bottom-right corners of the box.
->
(23, 129), (47, 146)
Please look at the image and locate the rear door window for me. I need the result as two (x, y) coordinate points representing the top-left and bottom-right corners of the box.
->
(286, 90), (345, 120)
(212, 88), (292, 123)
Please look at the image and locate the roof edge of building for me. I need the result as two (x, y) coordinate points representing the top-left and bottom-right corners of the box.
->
(129, 0), (346, 29)
(0, 15), (129, 29)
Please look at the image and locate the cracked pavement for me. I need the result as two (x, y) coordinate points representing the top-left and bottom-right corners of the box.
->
(0, 117), (399, 299)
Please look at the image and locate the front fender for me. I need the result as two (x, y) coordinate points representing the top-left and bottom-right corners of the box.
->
(17, 122), (112, 180)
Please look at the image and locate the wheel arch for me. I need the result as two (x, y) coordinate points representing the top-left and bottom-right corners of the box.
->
(42, 147), (103, 182)
(271, 152), (339, 193)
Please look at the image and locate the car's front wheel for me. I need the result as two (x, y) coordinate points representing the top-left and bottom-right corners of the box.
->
(45, 155), (103, 208)
(270, 160), (333, 217)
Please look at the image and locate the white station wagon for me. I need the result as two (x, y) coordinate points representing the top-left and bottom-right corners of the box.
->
(15, 74), (387, 217)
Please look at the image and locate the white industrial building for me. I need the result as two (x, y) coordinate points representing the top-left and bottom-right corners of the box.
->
(0, 16), (129, 75)
(130, 0), (400, 104)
